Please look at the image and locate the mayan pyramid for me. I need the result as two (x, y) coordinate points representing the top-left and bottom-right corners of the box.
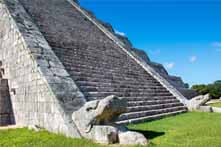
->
(0, 0), (194, 137)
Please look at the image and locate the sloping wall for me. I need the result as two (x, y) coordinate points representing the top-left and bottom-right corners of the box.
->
(0, 0), (86, 137)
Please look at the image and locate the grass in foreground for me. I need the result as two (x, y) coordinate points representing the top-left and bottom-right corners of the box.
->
(129, 112), (221, 147)
(209, 102), (221, 108)
(1, 112), (221, 147)
(0, 128), (107, 147)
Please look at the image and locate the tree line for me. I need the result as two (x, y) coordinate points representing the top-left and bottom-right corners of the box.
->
(191, 80), (221, 99)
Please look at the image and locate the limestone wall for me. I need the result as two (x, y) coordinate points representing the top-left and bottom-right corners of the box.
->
(0, 0), (86, 137)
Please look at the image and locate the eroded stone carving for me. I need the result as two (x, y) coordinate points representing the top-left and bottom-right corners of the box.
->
(188, 94), (212, 112)
(188, 94), (221, 113)
(118, 130), (148, 146)
(72, 95), (148, 145)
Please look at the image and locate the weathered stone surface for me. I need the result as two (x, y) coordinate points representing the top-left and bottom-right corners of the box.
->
(118, 130), (148, 145)
(176, 88), (198, 100)
(132, 48), (151, 63)
(148, 62), (198, 99)
(212, 107), (221, 113)
(22, 0), (187, 124)
(188, 94), (211, 111)
(72, 95), (148, 145)
(1, 0), (188, 140)
(197, 106), (212, 112)
(72, 95), (127, 134)
(0, 0), (86, 137)
(87, 125), (118, 144)
(28, 125), (41, 132)
(115, 34), (133, 48)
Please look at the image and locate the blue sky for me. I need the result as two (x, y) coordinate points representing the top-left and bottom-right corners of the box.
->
(79, 0), (221, 86)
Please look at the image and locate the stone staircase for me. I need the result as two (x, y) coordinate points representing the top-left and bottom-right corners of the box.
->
(18, 0), (187, 124)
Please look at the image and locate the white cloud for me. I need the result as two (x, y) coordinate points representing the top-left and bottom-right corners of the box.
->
(115, 30), (126, 36)
(164, 62), (175, 70)
(189, 56), (197, 63)
(211, 41), (221, 48)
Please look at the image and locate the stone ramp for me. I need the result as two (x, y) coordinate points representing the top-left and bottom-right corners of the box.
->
(18, 0), (187, 124)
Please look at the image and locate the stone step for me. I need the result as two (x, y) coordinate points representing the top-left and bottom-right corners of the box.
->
(118, 106), (186, 121)
(87, 95), (177, 101)
(52, 46), (129, 62)
(64, 57), (144, 69)
(68, 65), (145, 78)
(80, 85), (166, 91)
(80, 86), (169, 93)
(84, 91), (173, 99)
(67, 61), (150, 74)
(63, 55), (137, 70)
(125, 96), (177, 102)
(76, 81), (162, 88)
(72, 71), (155, 81)
(65, 63), (152, 78)
(127, 102), (183, 113)
(74, 76), (159, 85)
(127, 99), (180, 107)
(54, 50), (140, 70)
(71, 70), (153, 83)
(116, 109), (187, 125)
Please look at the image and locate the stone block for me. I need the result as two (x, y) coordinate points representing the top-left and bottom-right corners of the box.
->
(118, 131), (148, 146)
(212, 107), (221, 113)
(197, 106), (212, 112)
(89, 125), (118, 144)
(188, 94), (211, 111)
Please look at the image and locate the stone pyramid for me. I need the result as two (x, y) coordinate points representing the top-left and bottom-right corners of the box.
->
(0, 0), (192, 138)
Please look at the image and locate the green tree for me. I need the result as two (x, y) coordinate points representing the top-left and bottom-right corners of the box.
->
(191, 84), (208, 95)
(191, 81), (221, 99)
(214, 80), (221, 84)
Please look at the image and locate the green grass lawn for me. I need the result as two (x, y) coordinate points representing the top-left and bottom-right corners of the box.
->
(0, 128), (106, 147)
(129, 112), (221, 147)
(0, 112), (221, 147)
(209, 102), (221, 108)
